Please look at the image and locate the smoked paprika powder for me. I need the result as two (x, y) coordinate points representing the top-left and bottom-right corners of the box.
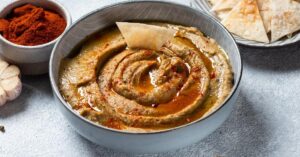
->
(0, 4), (66, 46)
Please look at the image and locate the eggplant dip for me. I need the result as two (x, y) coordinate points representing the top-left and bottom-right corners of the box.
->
(58, 22), (233, 132)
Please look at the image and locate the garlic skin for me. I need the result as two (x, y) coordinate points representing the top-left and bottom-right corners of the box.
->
(0, 60), (22, 106)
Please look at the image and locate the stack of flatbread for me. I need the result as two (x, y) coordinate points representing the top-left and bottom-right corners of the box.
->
(209, 0), (300, 43)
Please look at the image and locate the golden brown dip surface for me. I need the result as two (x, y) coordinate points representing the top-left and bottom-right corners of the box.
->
(58, 23), (233, 132)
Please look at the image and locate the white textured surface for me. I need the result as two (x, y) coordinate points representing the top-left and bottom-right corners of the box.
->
(1, 0), (300, 157)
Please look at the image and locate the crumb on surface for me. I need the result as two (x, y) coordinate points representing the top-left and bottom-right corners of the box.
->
(0, 125), (5, 133)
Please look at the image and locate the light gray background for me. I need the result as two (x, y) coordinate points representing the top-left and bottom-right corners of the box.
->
(1, 0), (300, 157)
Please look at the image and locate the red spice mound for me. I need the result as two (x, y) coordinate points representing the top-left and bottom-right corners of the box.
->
(0, 4), (66, 46)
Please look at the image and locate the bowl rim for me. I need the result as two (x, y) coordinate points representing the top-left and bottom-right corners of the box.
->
(49, 0), (243, 135)
(0, 0), (72, 49)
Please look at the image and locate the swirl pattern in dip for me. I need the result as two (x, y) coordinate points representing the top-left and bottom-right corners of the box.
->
(59, 23), (233, 132)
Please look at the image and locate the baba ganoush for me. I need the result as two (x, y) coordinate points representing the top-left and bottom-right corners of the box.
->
(58, 22), (233, 132)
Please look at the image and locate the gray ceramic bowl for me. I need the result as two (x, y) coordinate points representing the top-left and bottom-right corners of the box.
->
(0, 0), (71, 75)
(50, 1), (242, 153)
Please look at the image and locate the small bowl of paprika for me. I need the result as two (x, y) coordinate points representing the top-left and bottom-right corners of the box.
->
(0, 0), (71, 75)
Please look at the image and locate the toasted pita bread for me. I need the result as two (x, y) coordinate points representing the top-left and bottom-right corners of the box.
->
(212, 0), (240, 11)
(221, 0), (269, 43)
(209, 0), (221, 5)
(216, 9), (231, 20)
(257, 0), (272, 32)
(116, 22), (176, 50)
(271, 0), (300, 41)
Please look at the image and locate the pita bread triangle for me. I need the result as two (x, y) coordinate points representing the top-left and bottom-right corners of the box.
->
(209, 0), (221, 5)
(212, 0), (240, 11)
(116, 22), (176, 50)
(216, 9), (231, 20)
(221, 0), (269, 43)
(257, 0), (272, 32)
(271, 0), (300, 42)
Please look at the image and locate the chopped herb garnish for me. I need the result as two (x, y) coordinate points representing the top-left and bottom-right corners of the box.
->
(176, 66), (184, 73)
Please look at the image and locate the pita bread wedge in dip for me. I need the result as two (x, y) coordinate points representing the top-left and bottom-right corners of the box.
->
(221, 0), (269, 43)
(116, 22), (176, 50)
(271, 0), (300, 42)
(257, 0), (272, 32)
(211, 0), (240, 11)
